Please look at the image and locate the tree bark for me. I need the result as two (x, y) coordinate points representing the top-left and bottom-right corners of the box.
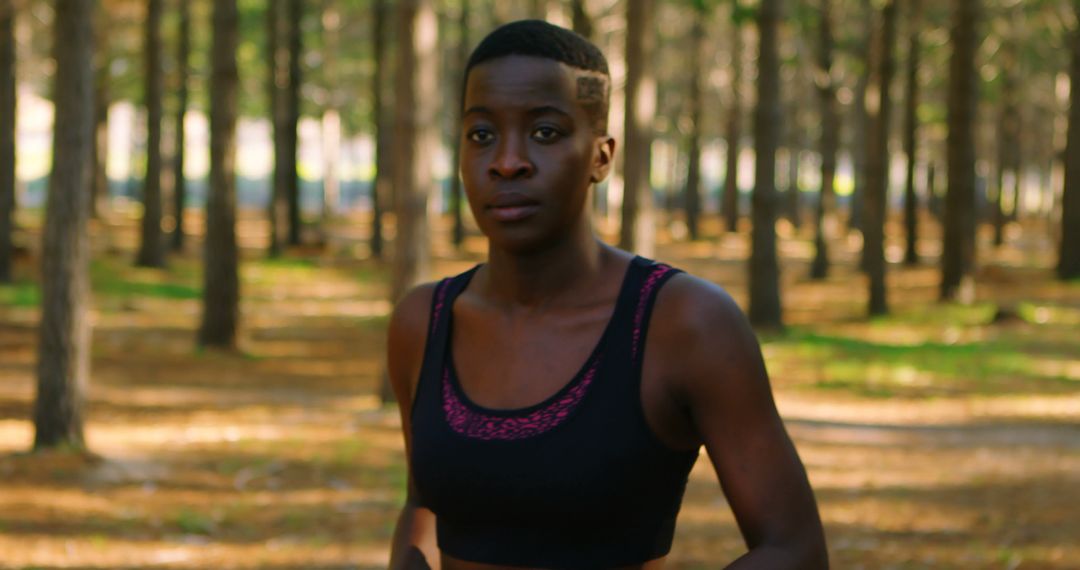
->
(0, 0), (15, 283)
(902, 0), (922, 265)
(268, 0), (286, 256)
(370, 0), (390, 259)
(322, 0), (341, 220)
(619, 0), (657, 257)
(171, 0), (190, 252)
(749, 0), (783, 328)
(683, 10), (704, 241)
(571, 0), (592, 39)
(198, 0), (240, 348)
(286, 0), (302, 246)
(391, 0), (435, 302)
(90, 6), (109, 222)
(722, 1), (743, 233)
(941, 0), (980, 301)
(1059, 12), (1080, 280)
(865, 0), (897, 316)
(810, 0), (839, 280)
(849, 0), (873, 233)
(450, 0), (470, 249)
(34, 0), (94, 450)
(136, 0), (165, 268)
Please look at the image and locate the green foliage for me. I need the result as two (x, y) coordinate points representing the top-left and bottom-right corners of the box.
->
(0, 281), (40, 308)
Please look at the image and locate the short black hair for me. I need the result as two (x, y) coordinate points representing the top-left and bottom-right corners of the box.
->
(464, 19), (610, 133)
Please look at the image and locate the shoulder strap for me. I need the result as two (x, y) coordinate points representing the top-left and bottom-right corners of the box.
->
(625, 258), (683, 366)
(415, 265), (480, 409)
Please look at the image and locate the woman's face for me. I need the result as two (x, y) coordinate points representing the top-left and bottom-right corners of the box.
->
(460, 55), (614, 254)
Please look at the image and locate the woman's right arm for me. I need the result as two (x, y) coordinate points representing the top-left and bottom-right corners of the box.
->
(386, 284), (440, 569)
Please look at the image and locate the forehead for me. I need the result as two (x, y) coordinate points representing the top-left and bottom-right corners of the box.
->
(464, 55), (580, 110)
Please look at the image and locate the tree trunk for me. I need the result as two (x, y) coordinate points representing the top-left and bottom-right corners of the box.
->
(810, 0), (838, 280)
(171, 0), (190, 252)
(722, 3), (742, 234)
(391, 0), (435, 295)
(34, 0), (94, 450)
(619, 0), (656, 257)
(865, 0), (897, 317)
(286, 0), (302, 246)
(941, 0), (980, 301)
(571, 0), (592, 39)
(198, 0), (240, 349)
(849, 0), (873, 233)
(450, 0), (470, 249)
(0, 0), (15, 283)
(385, 0), (437, 403)
(268, 0), (285, 256)
(322, 0), (341, 220)
(902, 0), (922, 265)
(90, 8), (109, 222)
(370, 0), (390, 259)
(993, 12), (1020, 250)
(1059, 13), (1080, 280)
(136, 0), (165, 268)
(749, 0), (783, 328)
(683, 11), (704, 242)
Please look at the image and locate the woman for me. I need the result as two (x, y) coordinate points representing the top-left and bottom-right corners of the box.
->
(387, 20), (827, 570)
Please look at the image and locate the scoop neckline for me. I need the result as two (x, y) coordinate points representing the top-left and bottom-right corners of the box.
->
(443, 256), (639, 417)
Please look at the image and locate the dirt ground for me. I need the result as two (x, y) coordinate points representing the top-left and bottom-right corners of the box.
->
(0, 212), (1077, 569)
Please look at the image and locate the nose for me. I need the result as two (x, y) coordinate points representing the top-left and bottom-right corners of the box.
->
(488, 136), (535, 180)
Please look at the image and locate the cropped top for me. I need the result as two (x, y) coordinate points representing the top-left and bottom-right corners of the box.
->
(410, 256), (699, 568)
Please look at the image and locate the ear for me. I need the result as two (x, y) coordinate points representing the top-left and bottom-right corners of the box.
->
(590, 136), (616, 184)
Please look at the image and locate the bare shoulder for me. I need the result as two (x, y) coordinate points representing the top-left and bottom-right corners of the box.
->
(648, 271), (767, 396)
(387, 282), (441, 403)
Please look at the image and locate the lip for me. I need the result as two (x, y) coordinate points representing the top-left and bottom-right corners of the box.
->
(486, 192), (540, 222)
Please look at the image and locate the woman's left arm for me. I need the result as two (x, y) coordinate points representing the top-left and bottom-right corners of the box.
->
(654, 276), (828, 569)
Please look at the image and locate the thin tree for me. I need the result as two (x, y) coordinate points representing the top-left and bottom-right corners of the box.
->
(370, 0), (390, 259)
(864, 0), (898, 316)
(322, 0), (342, 221)
(285, 0), (302, 246)
(683, 1), (706, 241)
(993, 17), (1020, 249)
(1059, 9), (1080, 281)
(90, 5), (109, 221)
(34, 0), (94, 449)
(268, 0), (287, 256)
(391, 0), (436, 301)
(198, 0), (240, 348)
(135, 0), (165, 268)
(0, 0), (15, 283)
(849, 0), (873, 233)
(619, 0), (657, 257)
(571, 0), (592, 39)
(449, 0), (470, 249)
(171, 0), (191, 252)
(722, 0), (744, 233)
(749, 0), (783, 328)
(941, 0), (980, 301)
(901, 0), (922, 265)
(810, 0), (839, 280)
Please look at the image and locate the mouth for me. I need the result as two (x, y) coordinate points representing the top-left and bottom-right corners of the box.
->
(487, 192), (540, 222)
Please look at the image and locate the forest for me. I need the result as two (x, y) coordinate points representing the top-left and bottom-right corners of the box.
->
(0, 0), (1078, 568)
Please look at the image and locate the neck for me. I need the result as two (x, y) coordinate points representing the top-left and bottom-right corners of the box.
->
(482, 227), (607, 309)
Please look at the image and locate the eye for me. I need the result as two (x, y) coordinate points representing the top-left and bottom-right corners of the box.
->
(531, 126), (561, 143)
(467, 128), (495, 145)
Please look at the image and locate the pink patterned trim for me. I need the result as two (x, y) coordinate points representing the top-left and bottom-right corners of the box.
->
(631, 264), (674, 360)
(442, 355), (601, 441)
(430, 279), (451, 335)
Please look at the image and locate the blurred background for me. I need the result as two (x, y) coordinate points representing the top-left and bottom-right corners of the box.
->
(0, 0), (1078, 568)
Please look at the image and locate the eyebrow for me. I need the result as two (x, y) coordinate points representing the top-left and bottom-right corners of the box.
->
(462, 105), (573, 119)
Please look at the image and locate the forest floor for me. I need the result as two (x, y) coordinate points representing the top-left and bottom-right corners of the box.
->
(0, 210), (1078, 569)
